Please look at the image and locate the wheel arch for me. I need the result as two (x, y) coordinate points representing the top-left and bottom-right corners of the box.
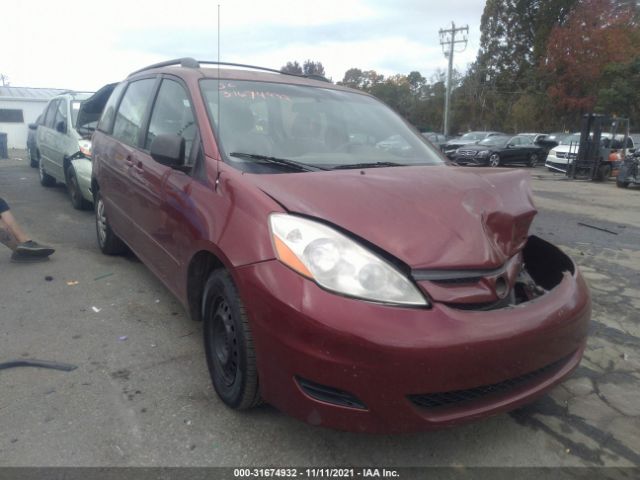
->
(187, 250), (227, 322)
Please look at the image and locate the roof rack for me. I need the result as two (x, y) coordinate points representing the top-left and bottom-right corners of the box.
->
(57, 90), (95, 96)
(128, 57), (331, 83)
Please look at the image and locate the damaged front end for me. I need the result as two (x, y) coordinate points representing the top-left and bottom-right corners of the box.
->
(413, 235), (575, 311)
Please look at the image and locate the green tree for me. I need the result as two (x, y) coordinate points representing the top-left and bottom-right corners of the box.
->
(280, 61), (302, 75)
(302, 60), (326, 77)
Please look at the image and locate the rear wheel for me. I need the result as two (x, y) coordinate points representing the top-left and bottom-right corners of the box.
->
(616, 179), (630, 188)
(202, 269), (261, 410)
(489, 153), (501, 167)
(67, 165), (91, 210)
(95, 190), (126, 255)
(38, 156), (56, 187)
(595, 164), (611, 182)
(528, 153), (539, 168)
(28, 147), (38, 168)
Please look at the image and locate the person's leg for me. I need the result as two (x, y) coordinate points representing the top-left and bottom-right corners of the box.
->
(0, 197), (54, 258)
(0, 210), (30, 247)
(0, 197), (21, 251)
(0, 217), (19, 251)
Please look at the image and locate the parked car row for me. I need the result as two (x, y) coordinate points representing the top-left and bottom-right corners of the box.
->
(23, 58), (591, 433)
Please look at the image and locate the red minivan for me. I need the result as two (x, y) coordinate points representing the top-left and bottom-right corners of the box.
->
(91, 58), (590, 433)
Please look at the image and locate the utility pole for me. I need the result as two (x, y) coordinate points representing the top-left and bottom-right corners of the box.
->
(439, 22), (468, 137)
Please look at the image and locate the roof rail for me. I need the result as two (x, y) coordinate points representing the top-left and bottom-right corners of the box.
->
(57, 90), (94, 96)
(128, 57), (200, 77)
(198, 61), (332, 83)
(128, 57), (332, 83)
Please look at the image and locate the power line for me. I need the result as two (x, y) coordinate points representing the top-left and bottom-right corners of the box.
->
(439, 21), (468, 137)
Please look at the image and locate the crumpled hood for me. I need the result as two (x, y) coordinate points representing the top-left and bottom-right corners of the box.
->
(247, 166), (537, 270)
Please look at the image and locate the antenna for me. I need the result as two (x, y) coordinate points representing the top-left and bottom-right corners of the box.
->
(217, 4), (222, 163)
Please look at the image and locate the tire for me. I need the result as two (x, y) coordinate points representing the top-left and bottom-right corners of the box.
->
(38, 155), (56, 187)
(94, 190), (127, 255)
(29, 147), (38, 168)
(528, 153), (539, 168)
(67, 165), (91, 210)
(202, 269), (261, 410)
(489, 153), (501, 168)
(616, 179), (630, 188)
(595, 164), (611, 182)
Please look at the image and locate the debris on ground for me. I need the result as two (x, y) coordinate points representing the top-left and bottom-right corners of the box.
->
(45, 276), (53, 281)
(91, 306), (101, 313)
(0, 359), (77, 372)
(577, 222), (619, 235)
(94, 272), (114, 281)
(118, 336), (128, 341)
(66, 280), (79, 286)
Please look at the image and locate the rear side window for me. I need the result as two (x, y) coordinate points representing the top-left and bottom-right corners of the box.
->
(144, 79), (197, 162)
(111, 79), (155, 146)
(98, 82), (126, 134)
(43, 100), (58, 128)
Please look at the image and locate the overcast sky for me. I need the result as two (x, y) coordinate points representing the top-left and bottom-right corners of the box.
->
(3, 0), (485, 91)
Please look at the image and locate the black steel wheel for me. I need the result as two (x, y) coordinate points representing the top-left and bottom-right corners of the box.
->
(67, 166), (91, 210)
(94, 190), (127, 255)
(203, 269), (261, 409)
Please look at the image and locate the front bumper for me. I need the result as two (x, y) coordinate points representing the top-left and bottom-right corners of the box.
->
(234, 248), (591, 433)
(454, 155), (489, 166)
(71, 158), (94, 203)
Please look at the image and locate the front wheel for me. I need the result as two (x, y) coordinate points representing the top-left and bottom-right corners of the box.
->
(528, 153), (539, 168)
(489, 153), (501, 167)
(67, 166), (91, 210)
(616, 179), (630, 188)
(203, 269), (261, 410)
(95, 190), (127, 255)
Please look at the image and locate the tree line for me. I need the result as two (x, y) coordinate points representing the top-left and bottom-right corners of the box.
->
(283, 0), (640, 135)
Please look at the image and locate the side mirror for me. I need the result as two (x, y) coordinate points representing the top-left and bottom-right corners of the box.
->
(56, 121), (67, 133)
(28, 123), (38, 130)
(628, 148), (636, 154)
(507, 143), (515, 148)
(150, 133), (185, 168)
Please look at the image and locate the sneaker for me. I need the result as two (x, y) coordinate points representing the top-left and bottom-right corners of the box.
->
(10, 251), (51, 263)
(15, 240), (55, 257)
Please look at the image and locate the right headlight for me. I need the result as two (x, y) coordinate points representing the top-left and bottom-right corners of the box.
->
(269, 213), (428, 306)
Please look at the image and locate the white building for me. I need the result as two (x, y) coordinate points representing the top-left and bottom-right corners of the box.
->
(0, 86), (66, 149)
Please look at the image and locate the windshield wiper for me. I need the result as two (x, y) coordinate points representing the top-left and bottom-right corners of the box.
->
(331, 161), (407, 170)
(229, 152), (326, 172)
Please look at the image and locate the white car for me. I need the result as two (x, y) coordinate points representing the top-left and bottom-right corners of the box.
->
(545, 133), (580, 172)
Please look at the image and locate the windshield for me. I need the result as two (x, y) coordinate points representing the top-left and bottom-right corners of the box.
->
(460, 132), (486, 141)
(200, 79), (444, 171)
(559, 133), (581, 146)
(478, 136), (509, 147)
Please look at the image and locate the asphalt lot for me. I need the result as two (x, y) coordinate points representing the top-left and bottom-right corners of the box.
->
(1, 149), (639, 467)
